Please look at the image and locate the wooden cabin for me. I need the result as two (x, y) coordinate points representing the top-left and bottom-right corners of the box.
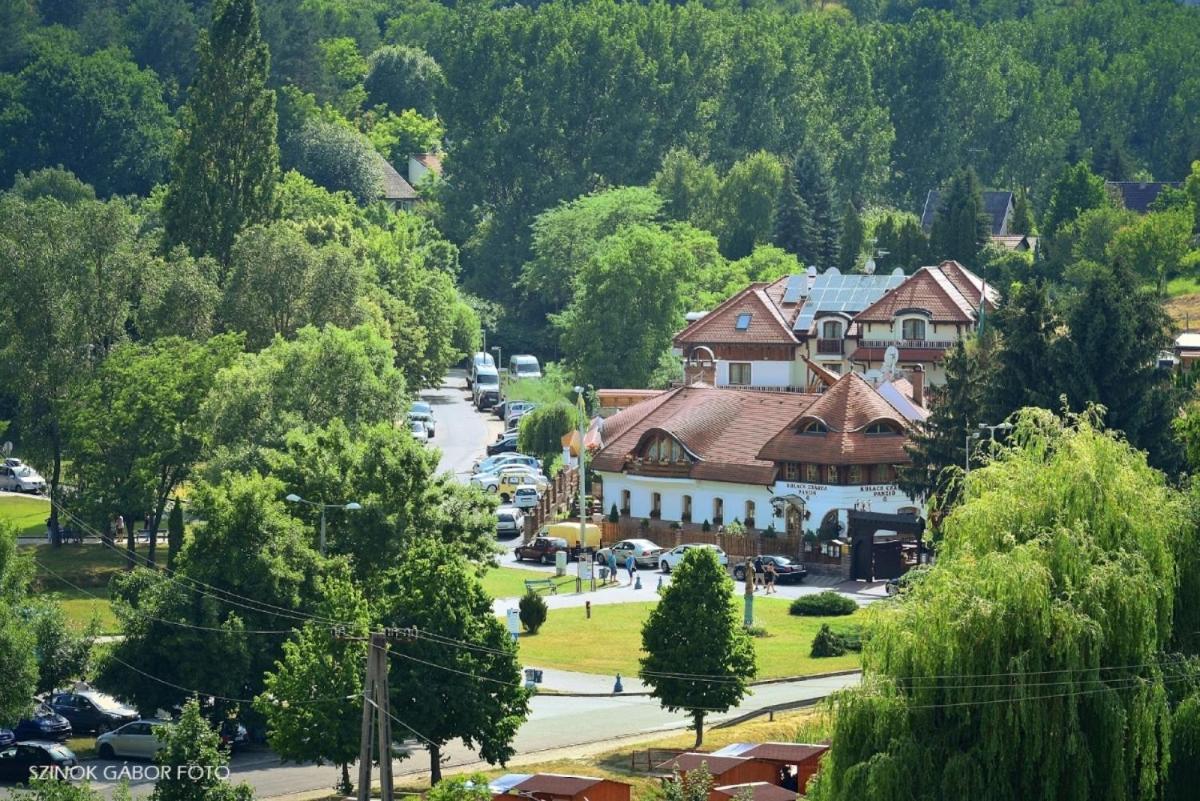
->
(490, 774), (631, 801)
(709, 743), (829, 794)
(655, 753), (778, 788)
(711, 783), (797, 801)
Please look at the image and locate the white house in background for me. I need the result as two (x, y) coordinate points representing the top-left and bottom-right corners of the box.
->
(407, 153), (443, 188)
(673, 261), (995, 390)
(589, 371), (927, 546)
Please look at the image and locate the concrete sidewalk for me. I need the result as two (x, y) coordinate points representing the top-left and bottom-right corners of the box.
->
(527, 666), (649, 694)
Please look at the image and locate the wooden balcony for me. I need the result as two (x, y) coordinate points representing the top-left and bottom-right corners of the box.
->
(859, 339), (954, 350)
(626, 458), (692, 478)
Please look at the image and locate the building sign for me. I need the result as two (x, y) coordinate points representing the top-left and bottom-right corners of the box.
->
(775, 482), (903, 502)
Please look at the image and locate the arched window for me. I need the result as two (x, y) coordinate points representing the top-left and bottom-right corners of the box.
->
(901, 318), (926, 341)
(620, 490), (630, 515)
(821, 320), (842, 339)
(713, 497), (724, 524)
(801, 420), (828, 434)
(651, 492), (662, 517)
(745, 500), (756, 527)
(865, 420), (899, 435)
(682, 495), (693, 522)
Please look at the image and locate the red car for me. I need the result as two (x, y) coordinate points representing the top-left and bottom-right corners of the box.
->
(514, 537), (569, 565)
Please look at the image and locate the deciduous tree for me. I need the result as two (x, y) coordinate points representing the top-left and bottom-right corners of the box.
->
(641, 547), (756, 747)
(364, 45), (444, 116)
(151, 698), (254, 801)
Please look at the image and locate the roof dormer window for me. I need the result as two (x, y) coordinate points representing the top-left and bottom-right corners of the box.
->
(735, 313), (752, 331)
(801, 420), (828, 434)
(866, 420), (900, 435)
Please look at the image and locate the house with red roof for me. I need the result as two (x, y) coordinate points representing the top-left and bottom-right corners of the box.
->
(489, 774), (631, 801)
(673, 261), (994, 391)
(590, 372), (927, 577)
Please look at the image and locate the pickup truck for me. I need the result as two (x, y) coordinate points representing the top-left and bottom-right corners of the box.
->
(514, 536), (570, 565)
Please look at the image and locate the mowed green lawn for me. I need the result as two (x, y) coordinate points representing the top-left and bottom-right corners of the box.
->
(517, 598), (863, 679)
(24, 543), (150, 633)
(480, 566), (568, 599)
(0, 494), (51, 537)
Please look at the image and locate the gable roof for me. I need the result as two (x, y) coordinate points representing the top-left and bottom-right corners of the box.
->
(852, 261), (992, 324)
(675, 284), (796, 346)
(1105, 181), (1181, 213)
(756, 372), (913, 465)
(712, 784), (797, 801)
(591, 386), (819, 485)
(655, 753), (756, 776)
(376, 157), (418, 201)
(921, 190), (1014, 235)
(412, 152), (443, 175)
(712, 743), (830, 763)
(511, 775), (608, 796)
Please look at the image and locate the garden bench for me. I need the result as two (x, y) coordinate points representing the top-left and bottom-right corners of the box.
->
(524, 578), (558, 595)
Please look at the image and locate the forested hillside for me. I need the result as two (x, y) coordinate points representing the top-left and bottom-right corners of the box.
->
(1, 0), (1198, 350)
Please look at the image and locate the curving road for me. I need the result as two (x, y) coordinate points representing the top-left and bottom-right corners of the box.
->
(423, 370), (503, 481)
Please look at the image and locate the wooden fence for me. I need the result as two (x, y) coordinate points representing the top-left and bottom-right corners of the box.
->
(521, 466), (580, 539)
(600, 518), (802, 561)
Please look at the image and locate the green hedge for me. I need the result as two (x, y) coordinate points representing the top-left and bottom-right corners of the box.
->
(789, 591), (858, 617)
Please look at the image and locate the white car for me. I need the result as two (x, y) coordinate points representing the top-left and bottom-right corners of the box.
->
(658, 543), (728, 573)
(473, 454), (539, 474)
(96, 720), (168, 761)
(408, 410), (436, 437)
(0, 459), (46, 494)
(512, 486), (539, 511)
(409, 420), (429, 443)
(597, 538), (664, 569)
(470, 466), (548, 493)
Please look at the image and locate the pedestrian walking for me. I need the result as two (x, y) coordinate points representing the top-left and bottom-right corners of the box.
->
(625, 554), (636, 585)
(765, 560), (777, 594)
(112, 514), (125, 546)
(607, 550), (617, 585)
(753, 555), (764, 591)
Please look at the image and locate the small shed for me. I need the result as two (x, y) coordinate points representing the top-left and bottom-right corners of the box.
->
(490, 773), (631, 801)
(711, 783), (797, 801)
(655, 753), (778, 788)
(710, 743), (830, 794)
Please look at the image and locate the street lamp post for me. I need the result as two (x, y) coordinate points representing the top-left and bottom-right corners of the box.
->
(574, 386), (588, 559)
(965, 421), (1013, 477)
(285, 494), (362, 556)
(491, 345), (502, 373)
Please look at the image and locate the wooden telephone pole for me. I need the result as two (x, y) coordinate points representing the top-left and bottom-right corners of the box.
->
(355, 628), (416, 801)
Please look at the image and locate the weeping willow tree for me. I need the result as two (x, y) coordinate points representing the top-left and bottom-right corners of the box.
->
(810, 408), (1184, 801)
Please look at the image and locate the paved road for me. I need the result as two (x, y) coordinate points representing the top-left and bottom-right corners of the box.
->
(423, 370), (496, 480)
(62, 672), (859, 799)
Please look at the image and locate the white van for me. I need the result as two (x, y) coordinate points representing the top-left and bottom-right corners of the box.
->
(473, 365), (501, 410)
(508, 354), (542, 380)
(467, 351), (495, 389)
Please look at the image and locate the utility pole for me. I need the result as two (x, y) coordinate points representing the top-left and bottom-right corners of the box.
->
(354, 628), (415, 801)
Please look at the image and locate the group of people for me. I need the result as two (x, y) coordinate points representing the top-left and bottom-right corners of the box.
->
(742, 555), (779, 594)
(599, 550), (638, 586)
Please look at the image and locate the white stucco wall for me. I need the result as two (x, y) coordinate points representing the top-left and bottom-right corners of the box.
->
(596, 471), (920, 533)
(715, 360), (792, 388)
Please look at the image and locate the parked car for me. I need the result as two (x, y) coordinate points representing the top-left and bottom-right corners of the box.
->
(409, 419), (430, 444)
(49, 690), (138, 735)
(486, 431), (519, 456)
(597, 539), (664, 569)
(732, 555), (808, 583)
(495, 399), (536, 420)
(0, 458), (46, 494)
(466, 352), (495, 389)
(0, 742), (77, 782)
(0, 729), (13, 749)
(96, 720), (168, 761)
(218, 719), (249, 753)
(473, 366), (501, 410)
(473, 453), (539, 474)
(13, 703), (71, 742)
(658, 543), (728, 573)
(506, 411), (531, 432)
(514, 536), (570, 564)
(512, 486), (539, 511)
(508, 355), (542, 379)
(407, 410), (436, 438)
(411, 400), (434, 416)
(496, 506), (525, 539)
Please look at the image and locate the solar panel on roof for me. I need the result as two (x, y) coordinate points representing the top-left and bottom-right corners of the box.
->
(782, 274), (805, 304)
(792, 271), (910, 332)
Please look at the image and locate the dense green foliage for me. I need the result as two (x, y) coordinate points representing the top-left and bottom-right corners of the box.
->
(813, 411), (1186, 801)
(517, 402), (582, 463)
(0, 531), (37, 724)
(151, 698), (254, 801)
(789, 591), (858, 617)
(641, 547), (756, 747)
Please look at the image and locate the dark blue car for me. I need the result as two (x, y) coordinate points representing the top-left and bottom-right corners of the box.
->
(0, 729), (13, 748)
(12, 703), (71, 742)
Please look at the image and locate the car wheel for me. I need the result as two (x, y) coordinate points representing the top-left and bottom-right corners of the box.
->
(540, 554), (549, 565)
(98, 743), (115, 760)
(660, 561), (670, 573)
(487, 485), (498, 493)
(733, 567), (745, 581)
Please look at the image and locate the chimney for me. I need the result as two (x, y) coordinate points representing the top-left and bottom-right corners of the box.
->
(806, 265), (817, 293)
(911, 365), (925, 408)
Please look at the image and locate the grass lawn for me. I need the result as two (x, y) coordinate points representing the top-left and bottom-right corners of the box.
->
(22, 543), (153, 634)
(0, 493), (51, 537)
(1167, 276), (1200, 297)
(46, 586), (120, 634)
(481, 566), (583, 599)
(518, 598), (863, 680)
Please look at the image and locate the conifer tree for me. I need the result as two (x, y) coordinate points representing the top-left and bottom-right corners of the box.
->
(163, 0), (280, 271)
(838, 202), (865, 271)
(774, 147), (840, 268)
(929, 167), (991, 265)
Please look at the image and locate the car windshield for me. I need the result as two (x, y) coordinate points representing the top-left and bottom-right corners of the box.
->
(411, 402), (432, 415)
(476, 373), (499, 386)
(15, 466), (32, 477)
(410, 421), (426, 433)
(516, 365), (539, 375)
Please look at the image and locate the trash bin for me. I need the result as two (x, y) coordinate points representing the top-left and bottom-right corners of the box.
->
(555, 550), (567, 576)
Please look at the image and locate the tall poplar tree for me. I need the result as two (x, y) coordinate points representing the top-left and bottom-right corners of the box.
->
(163, 0), (280, 271)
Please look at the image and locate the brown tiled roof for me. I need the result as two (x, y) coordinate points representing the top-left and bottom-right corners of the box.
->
(736, 743), (829, 763)
(853, 262), (992, 324)
(592, 387), (819, 485)
(656, 753), (753, 775)
(757, 373), (912, 465)
(513, 775), (606, 796)
(713, 785), (797, 801)
(801, 357), (839, 388)
(675, 284), (796, 346)
(413, 152), (443, 175)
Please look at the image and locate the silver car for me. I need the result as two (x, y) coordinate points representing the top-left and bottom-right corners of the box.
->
(96, 720), (168, 761)
(0, 459), (45, 493)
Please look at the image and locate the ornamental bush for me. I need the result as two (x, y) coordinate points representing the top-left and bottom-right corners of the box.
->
(518, 590), (548, 634)
(810, 624), (846, 657)
(789, 591), (857, 617)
